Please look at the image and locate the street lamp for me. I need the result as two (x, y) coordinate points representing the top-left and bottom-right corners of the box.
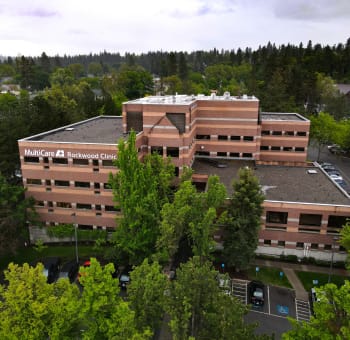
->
(71, 213), (79, 264)
(328, 236), (339, 283)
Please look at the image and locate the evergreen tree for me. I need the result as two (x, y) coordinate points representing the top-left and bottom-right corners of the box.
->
(223, 167), (265, 271)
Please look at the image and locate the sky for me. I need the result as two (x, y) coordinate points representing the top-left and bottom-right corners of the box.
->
(0, 0), (350, 57)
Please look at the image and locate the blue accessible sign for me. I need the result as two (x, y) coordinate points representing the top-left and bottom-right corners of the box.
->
(277, 305), (289, 315)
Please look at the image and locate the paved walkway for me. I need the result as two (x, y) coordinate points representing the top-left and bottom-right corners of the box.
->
(254, 259), (349, 301)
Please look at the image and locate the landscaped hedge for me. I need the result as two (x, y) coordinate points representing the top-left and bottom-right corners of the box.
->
(47, 224), (108, 241)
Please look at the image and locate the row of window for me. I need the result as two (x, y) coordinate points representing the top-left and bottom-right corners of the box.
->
(195, 151), (253, 158)
(196, 135), (254, 141)
(23, 156), (114, 167)
(262, 239), (345, 251)
(37, 201), (119, 212)
(47, 222), (115, 232)
(260, 146), (305, 152)
(26, 179), (112, 189)
(261, 131), (307, 137)
(266, 211), (348, 228)
(151, 146), (179, 157)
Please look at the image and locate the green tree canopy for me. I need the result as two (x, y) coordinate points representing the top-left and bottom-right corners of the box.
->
(110, 131), (175, 264)
(223, 167), (265, 271)
(283, 281), (350, 340)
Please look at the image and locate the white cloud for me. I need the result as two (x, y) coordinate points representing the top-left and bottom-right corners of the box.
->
(0, 0), (349, 56)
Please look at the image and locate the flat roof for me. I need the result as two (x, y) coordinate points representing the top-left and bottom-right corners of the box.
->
(261, 112), (308, 121)
(125, 93), (258, 105)
(192, 159), (350, 205)
(19, 116), (124, 145)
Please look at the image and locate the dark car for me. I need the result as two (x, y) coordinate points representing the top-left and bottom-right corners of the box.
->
(249, 280), (265, 306)
(58, 260), (79, 283)
(41, 257), (61, 284)
(119, 265), (132, 290)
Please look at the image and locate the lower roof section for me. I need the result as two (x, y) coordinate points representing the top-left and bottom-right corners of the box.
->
(192, 159), (350, 205)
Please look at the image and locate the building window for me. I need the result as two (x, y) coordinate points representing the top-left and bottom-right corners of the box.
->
(283, 147), (292, 151)
(75, 181), (90, 188)
(217, 152), (227, 157)
(260, 146), (269, 151)
(73, 158), (89, 165)
(102, 159), (114, 167)
(151, 146), (163, 155)
(218, 135), (228, 140)
(311, 243), (318, 249)
(103, 183), (112, 190)
(105, 205), (118, 212)
(328, 215), (348, 228)
(339, 245), (346, 252)
(96, 205), (101, 211)
(94, 183), (100, 189)
(93, 159), (99, 166)
(242, 153), (252, 158)
(78, 225), (93, 230)
(296, 242), (304, 249)
(196, 151), (210, 156)
(271, 146), (280, 151)
(266, 211), (288, 224)
(299, 214), (322, 226)
(35, 200), (45, 207)
(295, 147), (305, 152)
(264, 240), (271, 245)
(167, 147), (179, 158)
(196, 135), (210, 140)
(43, 157), (49, 163)
(24, 156), (39, 163)
(272, 131), (282, 136)
(296, 131), (307, 136)
(56, 202), (72, 208)
(52, 158), (68, 164)
(229, 152), (240, 157)
(27, 178), (42, 185)
(243, 136), (254, 141)
(324, 244), (332, 251)
(278, 240), (285, 247)
(48, 201), (53, 207)
(76, 203), (92, 210)
(54, 180), (70, 187)
(45, 179), (51, 186)
(285, 131), (294, 136)
(261, 130), (270, 136)
(230, 135), (241, 141)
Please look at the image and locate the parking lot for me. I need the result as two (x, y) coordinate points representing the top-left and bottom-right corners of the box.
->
(230, 279), (308, 339)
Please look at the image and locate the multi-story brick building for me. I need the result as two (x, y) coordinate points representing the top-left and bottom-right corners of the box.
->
(18, 94), (349, 260)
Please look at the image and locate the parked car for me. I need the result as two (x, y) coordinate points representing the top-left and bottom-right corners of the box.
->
(58, 260), (79, 283)
(41, 257), (61, 284)
(119, 265), (132, 290)
(249, 280), (265, 306)
(330, 174), (343, 181)
(322, 165), (338, 172)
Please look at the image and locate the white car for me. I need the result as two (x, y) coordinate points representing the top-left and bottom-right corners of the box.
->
(330, 174), (343, 181)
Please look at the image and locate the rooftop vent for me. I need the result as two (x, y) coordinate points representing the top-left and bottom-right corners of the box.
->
(307, 169), (318, 174)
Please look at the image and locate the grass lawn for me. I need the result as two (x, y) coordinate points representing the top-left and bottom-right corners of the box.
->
(296, 271), (348, 291)
(0, 244), (110, 272)
(244, 266), (292, 288)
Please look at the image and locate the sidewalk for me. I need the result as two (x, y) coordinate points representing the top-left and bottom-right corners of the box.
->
(254, 259), (349, 301)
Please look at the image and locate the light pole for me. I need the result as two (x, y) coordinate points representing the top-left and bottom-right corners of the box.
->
(328, 236), (338, 283)
(71, 213), (79, 264)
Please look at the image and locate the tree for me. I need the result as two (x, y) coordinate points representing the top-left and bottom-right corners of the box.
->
(0, 262), (81, 339)
(283, 281), (350, 339)
(128, 259), (168, 333)
(110, 131), (175, 264)
(0, 173), (36, 255)
(223, 167), (265, 271)
(78, 258), (151, 339)
(157, 175), (226, 263)
(310, 112), (338, 161)
(340, 220), (350, 270)
(165, 256), (268, 340)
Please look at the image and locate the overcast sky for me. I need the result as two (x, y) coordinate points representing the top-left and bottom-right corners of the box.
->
(1, 0), (350, 57)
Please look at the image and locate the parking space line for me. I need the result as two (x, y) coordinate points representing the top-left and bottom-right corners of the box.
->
(267, 285), (271, 315)
(250, 309), (288, 319)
